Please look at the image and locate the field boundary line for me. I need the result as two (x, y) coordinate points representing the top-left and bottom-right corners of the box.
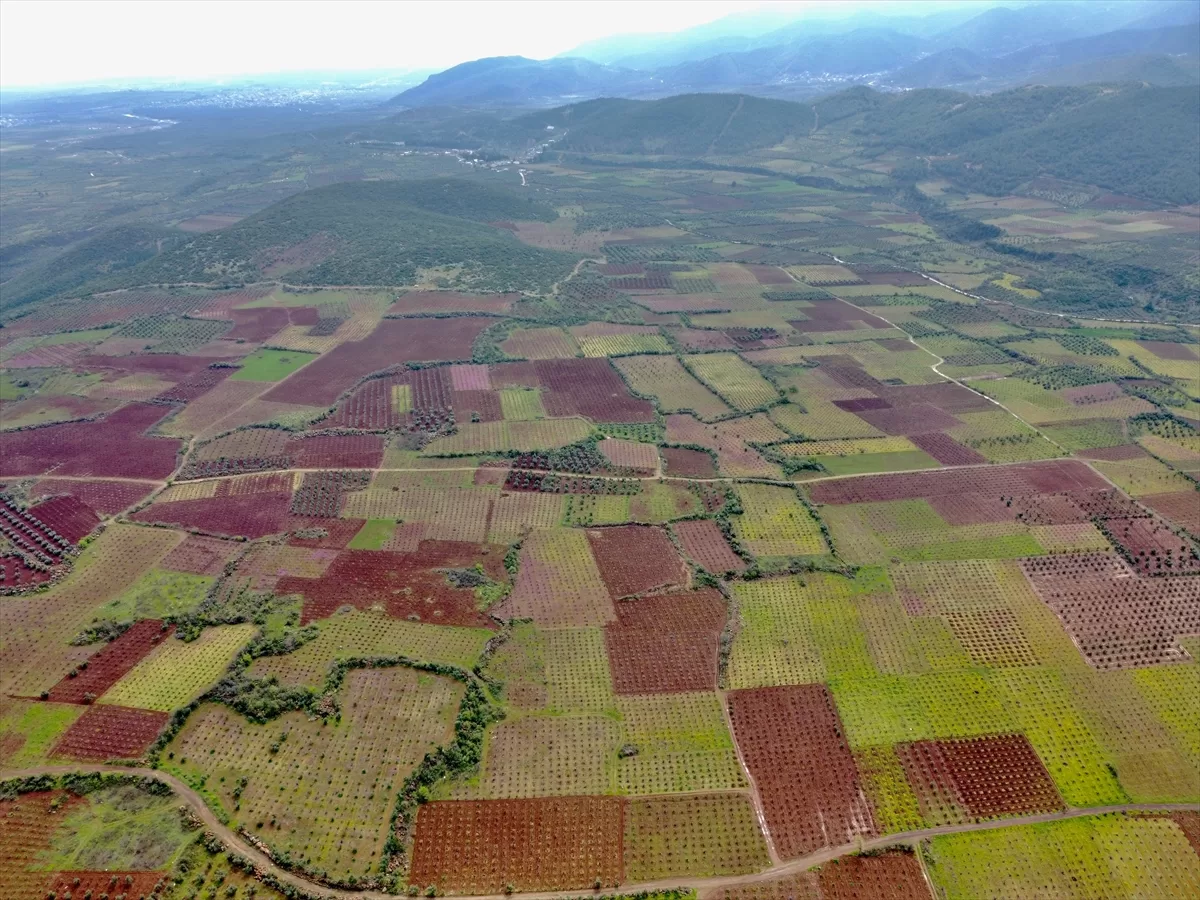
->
(718, 689), (780, 865)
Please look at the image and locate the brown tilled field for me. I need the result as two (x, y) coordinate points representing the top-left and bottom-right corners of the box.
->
(409, 796), (626, 893)
(727, 685), (874, 858)
(605, 590), (726, 694)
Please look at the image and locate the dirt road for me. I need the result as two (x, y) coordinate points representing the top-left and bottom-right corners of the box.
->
(3, 765), (1196, 900)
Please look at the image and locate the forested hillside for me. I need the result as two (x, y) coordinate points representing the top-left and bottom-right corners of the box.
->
(12, 179), (575, 301)
(3, 224), (185, 311)
(826, 84), (1200, 204)
(519, 94), (814, 156)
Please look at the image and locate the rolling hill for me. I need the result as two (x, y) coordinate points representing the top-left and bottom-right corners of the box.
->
(515, 84), (1200, 206)
(1, 224), (185, 312)
(836, 83), (1200, 204)
(515, 94), (815, 156)
(5, 179), (577, 306)
(387, 56), (647, 108)
(1028, 51), (1200, 88)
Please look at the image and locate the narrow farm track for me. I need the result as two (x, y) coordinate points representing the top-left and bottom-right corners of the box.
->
(15, 473), (165, 486)
(830, 293), (1072, 457)
(2, 765), (1196, 900)
(169, 456), (1065, 492)
(552, 255), (604, 297)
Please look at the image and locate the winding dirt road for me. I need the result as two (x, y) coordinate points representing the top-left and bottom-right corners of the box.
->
(4, 765), (1196, 900)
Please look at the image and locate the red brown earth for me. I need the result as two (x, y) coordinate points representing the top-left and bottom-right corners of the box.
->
(727, 684), (875, 859)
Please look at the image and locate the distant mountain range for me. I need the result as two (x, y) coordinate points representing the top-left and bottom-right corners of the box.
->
(387, 1), (1200, 108)
(385, 56), (639, 108)
(376, 82), (1200, 207)
(892, 22), (1200, 89)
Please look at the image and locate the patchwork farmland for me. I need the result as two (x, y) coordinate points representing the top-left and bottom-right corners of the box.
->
(3, 131), (1199, 900)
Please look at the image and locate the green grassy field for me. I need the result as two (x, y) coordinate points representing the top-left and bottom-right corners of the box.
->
(32, 784), (195, 873)
(92, 568), (215, 622)
(347, 518), (397, 549)
(230, 348), (318, 381)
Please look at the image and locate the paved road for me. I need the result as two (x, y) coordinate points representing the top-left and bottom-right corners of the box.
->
(4, 765), (1196, 900)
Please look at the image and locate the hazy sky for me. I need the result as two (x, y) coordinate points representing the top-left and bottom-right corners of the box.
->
(0, 0), (769, 87)
(0, 0), (977, 88)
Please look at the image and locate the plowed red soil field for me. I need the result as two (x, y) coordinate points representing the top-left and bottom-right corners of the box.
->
(909, 432), (986, 466)
(291, 433), (384, 469)
(674, 518), (746, 574)
(287, 518), (366, 549)
(1142, 491), (1200, 534)
(133, 491), (294, 539)
(789, 300), (889, 332)
(605, 589), (726, 694)
(727, 684), (874, 859)
(321, 375), (405, 430)
(0, 555), (54, 590)
(24, 495), (101, 543)
(0, 790), (88, 899)
(820, 363), (888, 392)
(536, 358), (655, 423)
(809, 460), (1107, 505)
(409, 796), (626, 893)
(0, 402), (180, 479)
(489, 361), (541, 388)
(816, 849), (932, 900)
(703, 848), (931, 900)
(854, 404), (962, 436)
(1102, 515), (1200, 575)
(1077, 444), (1150, 461)
(52, 704), (170, 760)
(454, 389), (504, 423)
(263, 317), (489, 406)
(160, 533), (243, 575)
(1021, 552), (1200, 668)
(43, 871), (167, 898)
(282, 542), (503, 626)
(898, 733), (1064, 822)
(29, 478), (156, 516)
(587, 525), (688, 599)
(662, 447), (718, 478)
(746, 264), (793, 285)
(879, 382), (993, 414)
(154, 366), (233, 403)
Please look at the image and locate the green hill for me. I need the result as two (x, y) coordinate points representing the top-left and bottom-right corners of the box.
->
(9, 179), (575, 302)
(1027, 52), (1200, 88)
(525, 94), (815, 156)
(824, 83), (1200, 205)
(959, 85), (1200, 204)
(2, 224), (185, 312)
